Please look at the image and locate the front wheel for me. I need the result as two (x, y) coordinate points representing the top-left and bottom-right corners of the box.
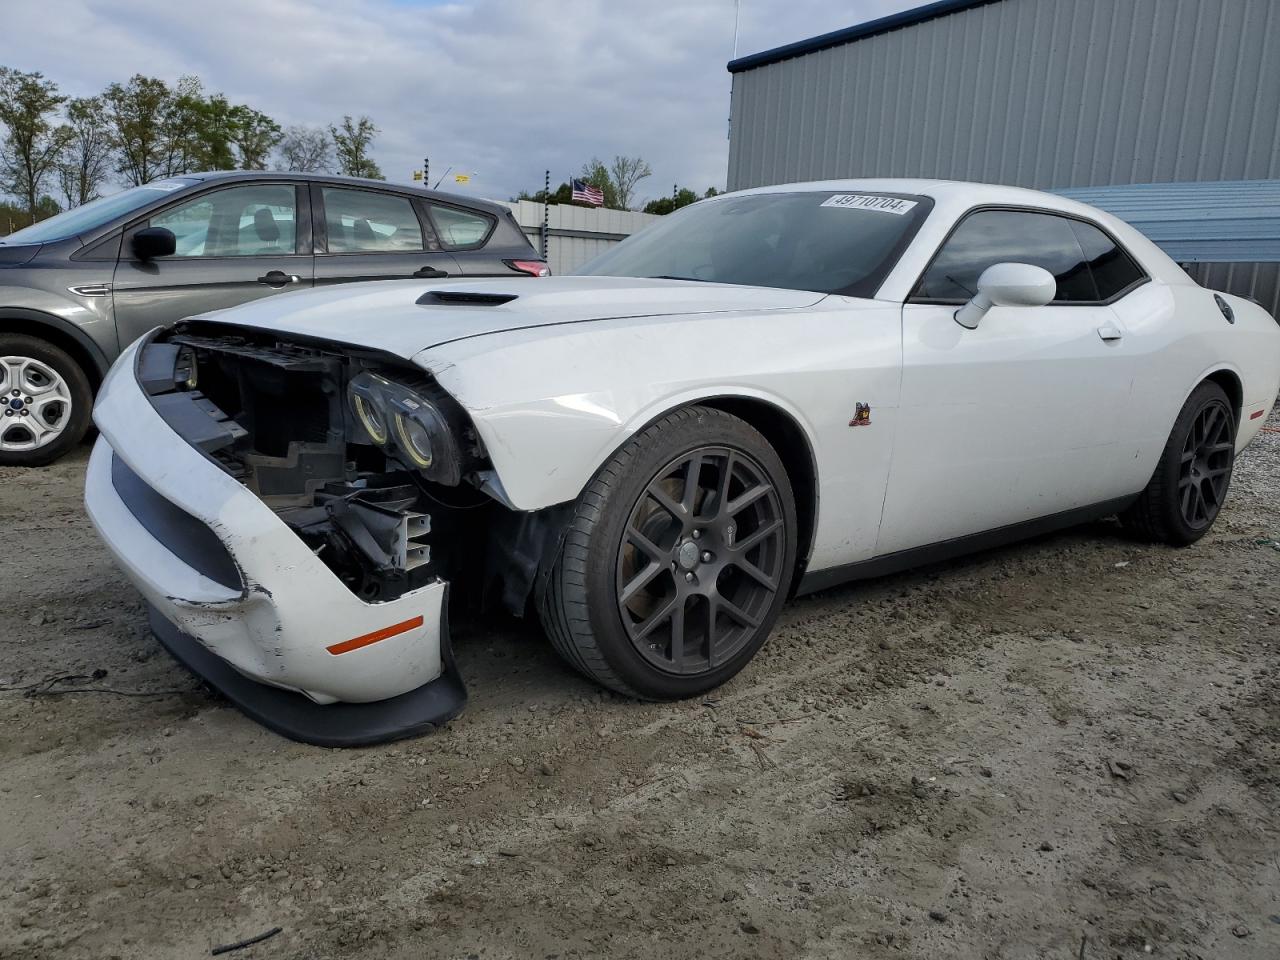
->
(540, 406), (798, 700)
(0, 334), (93, 467)
(1120, 381), (1236, 545)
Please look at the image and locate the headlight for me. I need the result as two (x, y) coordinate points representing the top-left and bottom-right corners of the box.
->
(349, 378), (390, 445)
(347, 371), (463, 484)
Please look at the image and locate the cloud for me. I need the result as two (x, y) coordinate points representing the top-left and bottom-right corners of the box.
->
(1, 0), (913, 205)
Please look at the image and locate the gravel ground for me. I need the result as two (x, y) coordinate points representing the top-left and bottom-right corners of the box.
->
(1, 411), (1278, 960)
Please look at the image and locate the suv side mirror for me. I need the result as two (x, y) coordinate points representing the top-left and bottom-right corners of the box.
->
(954, 262), (1056, 329)
(131, 226), (176, 261)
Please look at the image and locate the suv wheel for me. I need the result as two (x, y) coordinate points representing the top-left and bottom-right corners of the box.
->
(0, 334), (93, 467)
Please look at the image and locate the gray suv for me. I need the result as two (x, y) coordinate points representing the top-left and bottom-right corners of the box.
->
(0, 170), (545, 466)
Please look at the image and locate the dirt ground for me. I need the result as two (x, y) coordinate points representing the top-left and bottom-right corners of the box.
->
(2, 413), (1278, 960)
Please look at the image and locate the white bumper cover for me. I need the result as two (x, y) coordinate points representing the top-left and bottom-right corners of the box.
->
(84, 338), (448, 707)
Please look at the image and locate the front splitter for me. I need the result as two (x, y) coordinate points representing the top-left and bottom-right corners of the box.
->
(147, 602), (467, 747)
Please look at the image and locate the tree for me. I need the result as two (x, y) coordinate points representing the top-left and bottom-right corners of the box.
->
(643, 187), (700, 216)
(230, 106), (281, 170)
(330, 116), (382, 180)
(0, 194), (60, 234)
(102, 74), (170, 184)
(515, 181), (573, 204)
(277, 125), (333, 172)
(57, 96), (113, 207)
(0, 68), (72, 219)
(160, 75), (215, 176)
(608, 155), (652, 210)
(578, 157), (619, 209)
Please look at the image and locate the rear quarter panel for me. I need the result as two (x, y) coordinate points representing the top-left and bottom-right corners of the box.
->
(415, 299), (904, 571)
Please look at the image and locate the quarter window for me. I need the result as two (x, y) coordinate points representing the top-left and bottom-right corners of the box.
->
(428, 204), (492, 249)
(322, 188), (426, 253)
(914, 209), (1144, 303)
(149, 184), (298, 258)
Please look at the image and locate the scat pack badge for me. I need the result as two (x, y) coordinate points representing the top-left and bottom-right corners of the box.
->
(849, 402), (871, 427)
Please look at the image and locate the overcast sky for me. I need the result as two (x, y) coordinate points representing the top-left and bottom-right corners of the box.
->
(1, 0), (917, 205)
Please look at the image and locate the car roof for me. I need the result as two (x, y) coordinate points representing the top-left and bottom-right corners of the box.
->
(721, 177), (1190, 287)
(182, 169), (511, 216)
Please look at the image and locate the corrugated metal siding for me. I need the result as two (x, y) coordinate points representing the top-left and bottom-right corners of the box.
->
(1054, 180), (1280, 262)
(726, 0), (1280, 319)
(727, 0), (1280, 192)
(1184, 262), (1280, 321)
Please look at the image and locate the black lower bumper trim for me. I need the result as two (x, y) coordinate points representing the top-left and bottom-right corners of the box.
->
(146, 600), (466, 747)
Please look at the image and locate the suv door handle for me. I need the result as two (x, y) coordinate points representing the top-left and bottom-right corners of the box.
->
(413, 266), (448, 279)
(1097, 321), (1123, 342)
(258, 270), (300, 287)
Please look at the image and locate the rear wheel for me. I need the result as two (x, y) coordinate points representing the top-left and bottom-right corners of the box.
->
(0, 334), (93, 467)
(541, 406), (797, 699)
(1121, 381), (1236, 545)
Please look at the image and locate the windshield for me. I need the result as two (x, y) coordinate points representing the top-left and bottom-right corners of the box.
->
(576, 190), (933, 296)
(1, 179), (199, 245)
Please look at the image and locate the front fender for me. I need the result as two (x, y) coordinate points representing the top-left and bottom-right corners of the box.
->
(414, 301), (905, 571)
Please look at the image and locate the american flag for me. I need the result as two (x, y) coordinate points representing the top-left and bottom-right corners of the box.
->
(571, 178), (605, 207)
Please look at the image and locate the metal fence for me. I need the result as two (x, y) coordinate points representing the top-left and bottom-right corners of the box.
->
(500, 200), (661, 275)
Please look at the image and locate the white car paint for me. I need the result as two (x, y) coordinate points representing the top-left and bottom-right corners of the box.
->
(86, 337), (446, 704)
(86, 178), (1280, 711)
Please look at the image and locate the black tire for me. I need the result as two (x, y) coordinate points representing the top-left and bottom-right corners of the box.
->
(0, 333), (94, 467)
(1120, 381), (1236, 546)
(540, 405), (798, 700)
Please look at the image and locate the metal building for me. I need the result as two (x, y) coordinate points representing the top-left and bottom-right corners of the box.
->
(726, 0), (1280, 314)
(500, 201), (661, 275)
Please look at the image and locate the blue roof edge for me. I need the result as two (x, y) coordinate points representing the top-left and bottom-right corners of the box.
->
(727, 0), (1001, 74)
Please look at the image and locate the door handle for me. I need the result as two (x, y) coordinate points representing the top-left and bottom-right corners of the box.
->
(413, 266), (449, 279)
(258, 270), (300, 287)
(1097, 321), (1123, 342)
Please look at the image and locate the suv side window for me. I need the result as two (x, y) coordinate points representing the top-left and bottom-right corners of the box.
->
(149, 184), (298, 257)
(427, 204), (493, 250)
(321, 188), (428, 253)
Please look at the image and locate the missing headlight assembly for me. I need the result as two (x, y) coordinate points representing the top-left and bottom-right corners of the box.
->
(136, 322), (513, 606)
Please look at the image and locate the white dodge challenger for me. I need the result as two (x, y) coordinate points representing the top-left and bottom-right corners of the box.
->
(85, 180), (1280, 745)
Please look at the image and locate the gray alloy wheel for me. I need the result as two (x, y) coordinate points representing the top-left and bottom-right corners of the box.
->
(0, 355), (74, 452)
(615, 445), (787, 675)
(0, 334), (94, 467)
(541, 405), (797, 700)
(1121, 380), (1236, 546)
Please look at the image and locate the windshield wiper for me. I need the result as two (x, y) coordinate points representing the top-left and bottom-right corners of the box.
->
(646, 274), (711, 283)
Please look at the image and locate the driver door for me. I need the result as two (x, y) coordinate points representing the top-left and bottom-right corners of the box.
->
(112, 181), (313, 348)
(876, 208), (1145, 555)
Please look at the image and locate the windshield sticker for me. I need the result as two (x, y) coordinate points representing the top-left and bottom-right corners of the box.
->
(821, 194), (918, 215)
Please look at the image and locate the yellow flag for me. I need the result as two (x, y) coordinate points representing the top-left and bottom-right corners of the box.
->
(453, 173), (471, 184)
(412, 170), (423, 181)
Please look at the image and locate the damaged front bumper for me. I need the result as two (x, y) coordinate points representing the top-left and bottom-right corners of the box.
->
(84, 338), (466, 746)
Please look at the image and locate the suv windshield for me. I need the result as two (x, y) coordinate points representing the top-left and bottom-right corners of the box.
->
(1, 179), (199, 245)
(576, 190), (932, 296)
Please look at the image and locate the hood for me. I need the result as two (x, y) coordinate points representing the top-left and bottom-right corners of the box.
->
(196, 276), (825, 359)
(0, 242), (41, 267)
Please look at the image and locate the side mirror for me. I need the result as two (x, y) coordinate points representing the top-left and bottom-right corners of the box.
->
(131, 226), (176, 261)
(954, 262), (1056, 329)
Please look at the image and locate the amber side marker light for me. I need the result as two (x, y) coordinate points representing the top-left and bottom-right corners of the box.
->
(326, 615), (425, 656)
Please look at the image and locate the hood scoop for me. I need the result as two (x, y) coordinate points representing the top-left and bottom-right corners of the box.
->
(417, 290), (518, 307)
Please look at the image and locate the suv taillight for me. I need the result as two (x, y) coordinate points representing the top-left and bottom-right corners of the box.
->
(504, 259), (550, 277)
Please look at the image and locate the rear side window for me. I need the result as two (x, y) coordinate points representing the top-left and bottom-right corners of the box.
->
(1069, 218), (1146, 300)
(321, 187), (425, 253)
(428, 204), (493, 250)
(914, 209), (1144, 303)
